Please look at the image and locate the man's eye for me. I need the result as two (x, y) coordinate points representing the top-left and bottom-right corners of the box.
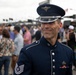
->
(41, 21), (55, 25)
(48, 22), (55, 24)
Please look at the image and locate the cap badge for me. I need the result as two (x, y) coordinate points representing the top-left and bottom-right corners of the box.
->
(42, 6), (50, 12)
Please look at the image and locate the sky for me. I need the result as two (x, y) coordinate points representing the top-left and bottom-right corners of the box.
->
(0, 0), (76, 23)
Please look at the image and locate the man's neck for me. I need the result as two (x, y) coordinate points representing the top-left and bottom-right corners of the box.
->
(46, 37), (57, 46)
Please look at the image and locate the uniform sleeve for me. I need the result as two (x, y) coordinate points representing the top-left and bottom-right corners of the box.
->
(14, 48), (32, 75)
(66, 50), (73, 75)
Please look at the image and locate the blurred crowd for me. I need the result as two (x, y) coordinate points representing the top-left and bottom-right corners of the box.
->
(0, 24), (41, 75)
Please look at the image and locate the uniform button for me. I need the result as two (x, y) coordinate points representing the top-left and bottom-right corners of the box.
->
(53, 72), (55, 75)
(36, 41), (38, 43)
(53, 66), (55, 68)
(52, 53), (55, 55)
(53, 59), (55, 62)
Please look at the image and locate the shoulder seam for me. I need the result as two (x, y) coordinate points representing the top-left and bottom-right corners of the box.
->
(26, 41), (40, 50)
(61, 43), (72, 50)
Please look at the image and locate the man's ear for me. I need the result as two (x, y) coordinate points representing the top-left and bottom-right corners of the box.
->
(59, 22), (63, 29)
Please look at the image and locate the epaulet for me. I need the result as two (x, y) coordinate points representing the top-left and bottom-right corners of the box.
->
(26, 40), (40, 50)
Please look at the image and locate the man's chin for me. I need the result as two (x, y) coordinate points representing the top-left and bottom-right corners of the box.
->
(44, 36), (51, 39)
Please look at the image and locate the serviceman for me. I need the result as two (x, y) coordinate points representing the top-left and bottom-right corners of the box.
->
(14, 3), (73, 75)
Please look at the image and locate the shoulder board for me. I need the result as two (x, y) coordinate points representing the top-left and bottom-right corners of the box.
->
(26, 41), (40, 50)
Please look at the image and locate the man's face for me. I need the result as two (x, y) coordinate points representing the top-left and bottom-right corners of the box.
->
(41, 21), (61, 39)
(0, 27), (2, 35)
(13, 29), (17, 35)
(69, 29), (73, 32)
(7, 26), (11, 30)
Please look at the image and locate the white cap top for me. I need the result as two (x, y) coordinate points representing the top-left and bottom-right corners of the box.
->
(68, 25), (74, 29)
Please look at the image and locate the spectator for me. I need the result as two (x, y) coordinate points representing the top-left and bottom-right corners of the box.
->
(11, 26), (24, 71)
(7, 24), (15, 41)
(0, 29), (14, 75)
(32, 26), (41, 41)
(0, 26), (3, 39)
(66, 25), (76, 70)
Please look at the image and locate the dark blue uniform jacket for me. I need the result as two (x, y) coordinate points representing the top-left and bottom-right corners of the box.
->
(14, 37), (73, 75)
